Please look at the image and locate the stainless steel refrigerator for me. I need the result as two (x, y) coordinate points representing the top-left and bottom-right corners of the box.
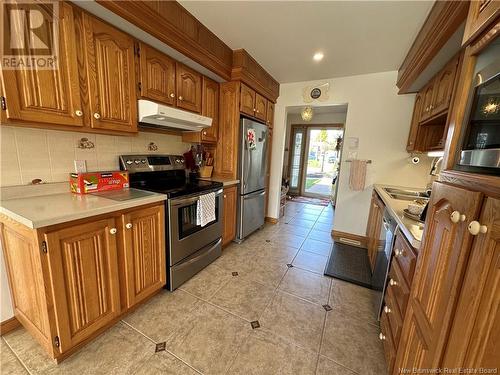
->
(236, 117), (269, 241)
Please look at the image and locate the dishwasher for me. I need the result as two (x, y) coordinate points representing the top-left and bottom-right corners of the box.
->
(372, 208), (397, 319)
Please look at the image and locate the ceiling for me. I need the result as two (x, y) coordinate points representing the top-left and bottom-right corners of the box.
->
(179, 1), (434, 83)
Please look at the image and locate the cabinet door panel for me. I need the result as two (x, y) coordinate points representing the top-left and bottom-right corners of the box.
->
(176, 63), (202, 113)
(394, 183), (482, 371)
(83, 15), (137, 133)
(431, 56), (458, 116)
(45, 218), (121, 353)
(420, 83), (435, 122)
(240, 83), (255, 116)
(201, 77), (219, 142)
(139, 44), (176, 106)
(1, 3), (83, 127)
(443, 197), (500, 367)
(407, 93), (422, 151)
(266, 101), (275, 128)
(222, 186), (237, 246)
(254, 93), (267, 121)
(121, 205), (165, 308)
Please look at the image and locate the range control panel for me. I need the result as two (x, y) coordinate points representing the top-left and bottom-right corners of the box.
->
(119, 154), (185, 172)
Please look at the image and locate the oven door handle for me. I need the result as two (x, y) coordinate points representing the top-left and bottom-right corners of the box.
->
(170, 189), (223, 207)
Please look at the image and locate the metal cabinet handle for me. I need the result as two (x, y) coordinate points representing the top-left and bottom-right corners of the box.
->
(450, 211), (466, 223)
(203, 131), (207, 135)
(389, 278), (398, 286)
(169, 93), (175, 98)
(468, 221), (488, 236)
(109, 228), (117, 235)
(384, 305), (391, 314)
(178, 96), (183, 101)
(125, 223), (133, 229)
(379, 333), (386, 341)
(224, 194), (227, 198)
(93, 112), (101, 120)
(75, 110), (83, 117)
(394, 249), (403, 257)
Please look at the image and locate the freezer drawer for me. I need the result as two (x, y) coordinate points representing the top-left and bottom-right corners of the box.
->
(237, 189), (266, 240)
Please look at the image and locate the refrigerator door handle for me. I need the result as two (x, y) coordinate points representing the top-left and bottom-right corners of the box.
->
(243, 190), (266, 200)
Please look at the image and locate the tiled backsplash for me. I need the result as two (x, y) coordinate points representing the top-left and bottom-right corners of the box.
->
(0, 126), (192, 187)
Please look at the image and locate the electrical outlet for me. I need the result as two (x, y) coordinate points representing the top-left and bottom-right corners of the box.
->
(74, 160), (87, 173)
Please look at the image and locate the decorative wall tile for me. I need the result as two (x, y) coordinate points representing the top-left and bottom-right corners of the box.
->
(0, 126), (192, 187)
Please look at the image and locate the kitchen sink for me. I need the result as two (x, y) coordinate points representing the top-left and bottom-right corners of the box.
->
(383, 187), (430, 201)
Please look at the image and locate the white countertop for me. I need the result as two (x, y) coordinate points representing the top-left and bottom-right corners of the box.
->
(0, 188), (167, 229)
(374, 184), (426, 250)
(200, 177), (240, 187)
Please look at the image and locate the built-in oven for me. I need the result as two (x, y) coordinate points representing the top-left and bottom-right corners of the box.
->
(456, 38), (500, 174)
(167, 188), (223, 290)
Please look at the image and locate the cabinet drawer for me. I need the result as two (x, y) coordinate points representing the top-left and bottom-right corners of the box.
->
(380, 310), (395, 374)
(388, 260), (410, 316)
(384, 283), (403, 345)
(393, 232), (417, 285)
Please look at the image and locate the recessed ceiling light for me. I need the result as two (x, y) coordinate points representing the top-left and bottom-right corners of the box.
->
(313, 52), (324, 61)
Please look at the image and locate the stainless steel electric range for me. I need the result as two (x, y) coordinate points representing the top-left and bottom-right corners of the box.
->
(120, 154), (223, 291)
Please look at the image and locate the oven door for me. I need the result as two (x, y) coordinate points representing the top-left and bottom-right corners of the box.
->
(168, 188), (223, 265)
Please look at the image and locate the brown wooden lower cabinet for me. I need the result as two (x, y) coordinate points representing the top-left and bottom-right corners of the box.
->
(393, 182), (487, 373)
(0, 203), (166, 362)
(366, 191), (385, 271)
(222, 185), (237, 246)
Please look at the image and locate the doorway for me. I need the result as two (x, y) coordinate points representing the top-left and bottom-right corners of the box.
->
(288, 125), (344, 200)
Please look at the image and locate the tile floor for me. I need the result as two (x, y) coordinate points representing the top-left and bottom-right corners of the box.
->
(1, 201), (386, 375)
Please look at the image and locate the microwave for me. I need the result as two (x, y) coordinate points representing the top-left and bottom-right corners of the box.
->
(456, 38), (500, 175)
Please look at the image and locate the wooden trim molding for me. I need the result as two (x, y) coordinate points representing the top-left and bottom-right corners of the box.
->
(265, 217), (279, 224)
(232, 49), (280, 102)
(397, 1), (469, 94)
(96, 1), (233, 81)
(0, 317), (21, 336)
(331, 230), (368, 249)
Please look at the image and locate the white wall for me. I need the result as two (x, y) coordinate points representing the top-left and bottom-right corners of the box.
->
(269, 71), (432, 236)
(0, 126), (192, 187)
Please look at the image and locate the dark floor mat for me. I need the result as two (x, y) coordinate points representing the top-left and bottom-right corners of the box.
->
(324, 241), (373, 289)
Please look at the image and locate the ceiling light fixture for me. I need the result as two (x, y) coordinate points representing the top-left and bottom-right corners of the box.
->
(313, 52), (324, 62)
(301, 107), (314, 122)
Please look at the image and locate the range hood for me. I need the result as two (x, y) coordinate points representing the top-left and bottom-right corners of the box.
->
(138, 99), (212, 132)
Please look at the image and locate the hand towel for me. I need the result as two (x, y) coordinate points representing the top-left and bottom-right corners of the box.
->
(349, 160), (367, 191)
(196, 192), (216, 227)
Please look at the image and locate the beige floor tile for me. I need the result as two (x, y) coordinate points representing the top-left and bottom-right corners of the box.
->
(316, 216), (334, 225)
(329, 279), (379, 324)
(293, 213), (319, 222)
(300, 238), (332, 257)
(1, 339), (28, 374)
(313, 222), (333, 232)
(180, 264), (232, 299)
(227, 328), (317, 375)
(276, 224), (311, 237)
(215, 246), (255, 273)
(278, 267), (331, 305)
(254, 243), (299, 265)
(210, 276), (276, 321)
(259, 292), (325, 352)
(287, 218), (316, 228)
(292, 250), (329, 274)
(321, 311), (386, 374)
(307, 229), (334, 243)
(243, 260), (288, 288)
(166, 302), (251, 375)
(131, 352), (199, 375)
(123, 289), (200, 342)
(4, 323), (154, 375)
(316, 355), (357, 375)
(268, 232), (306, 249)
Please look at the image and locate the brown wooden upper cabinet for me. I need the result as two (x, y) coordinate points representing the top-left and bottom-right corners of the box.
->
(182, 77), (219, 143)
(254, 93), (267, 121)
(82, 14), (137, 133)
(176, 63), (202, 113)
(462, 0), (500, 46)
(138, 43), (176, 106)
(406, 93), (423, 152)
(239, 83), (268, 121)
(1, 3), (84, 127)
(266, 101), (275, 128)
